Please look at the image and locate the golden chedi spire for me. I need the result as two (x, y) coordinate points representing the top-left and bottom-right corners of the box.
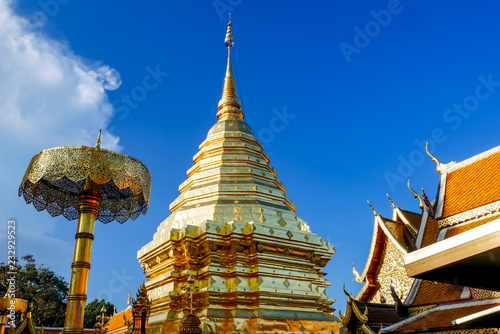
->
(217, 14), (243, 121)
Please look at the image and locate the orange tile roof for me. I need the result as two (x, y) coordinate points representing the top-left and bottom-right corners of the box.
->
(394, 302), (500, 332)
(398, 209), (422, 231)
(412, 280), (464, 306)
(106, 308), (133, 334)
(444, 214), (500, 239)
(420, 217), (440, 248)
(442, 150), (500, 218)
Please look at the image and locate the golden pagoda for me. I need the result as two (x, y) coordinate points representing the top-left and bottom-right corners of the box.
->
(137, 18), (338, 334)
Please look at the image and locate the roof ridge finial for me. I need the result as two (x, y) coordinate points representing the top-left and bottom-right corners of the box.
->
(425, 142), (442, 173)
(217, 14), (243, 121)
(407, 180), (424, 210)
(386, 193), (396, 208)
(367, 199), (378, 216)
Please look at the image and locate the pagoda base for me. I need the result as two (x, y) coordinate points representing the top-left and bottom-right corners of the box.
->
(152, 315), (341, 334)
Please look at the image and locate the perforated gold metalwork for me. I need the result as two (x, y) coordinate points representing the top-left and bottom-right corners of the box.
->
(19, 146), (151, 223)
(408, 304), (437, 317)
(438, 200), (500, 227)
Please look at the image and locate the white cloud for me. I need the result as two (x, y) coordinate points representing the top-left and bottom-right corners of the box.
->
(0, 0), (122, 272)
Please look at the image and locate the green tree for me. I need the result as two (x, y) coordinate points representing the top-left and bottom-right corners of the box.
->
(0, 254), (69, 327)
(84, 298), (116, 329)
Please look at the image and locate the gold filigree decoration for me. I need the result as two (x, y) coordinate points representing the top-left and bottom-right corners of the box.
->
(258, 214), (266, 223)
(18, 146), (151, 224)
(438, 201), (500, 227)
(470, 288), (500, 300)
(368, 239), (414, 304)
(277, 217), (287, 226)
(408, 304), (437, 317)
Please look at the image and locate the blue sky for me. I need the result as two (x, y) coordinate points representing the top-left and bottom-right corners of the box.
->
(2, 0), (500, 314)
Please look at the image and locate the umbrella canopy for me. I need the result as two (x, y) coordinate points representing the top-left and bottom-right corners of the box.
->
(19, 146), (151, 223)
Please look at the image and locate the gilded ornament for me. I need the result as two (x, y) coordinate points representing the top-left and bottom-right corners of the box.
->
(232, 213), (243, 221)
(425, 142), (442, 173)
(367, 199), (378, 216)
(19, 145), (151, 223)
(18, 132), (151, 334)
(386, 193), (396, 208)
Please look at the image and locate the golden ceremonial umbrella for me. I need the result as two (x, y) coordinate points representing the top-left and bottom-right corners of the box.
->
(18, 132), (151, 334)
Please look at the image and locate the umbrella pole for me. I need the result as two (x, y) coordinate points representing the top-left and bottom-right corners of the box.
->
(63, 178), (100, 334)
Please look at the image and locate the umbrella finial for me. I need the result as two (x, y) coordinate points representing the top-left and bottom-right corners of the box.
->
(95, 129), (102, 148)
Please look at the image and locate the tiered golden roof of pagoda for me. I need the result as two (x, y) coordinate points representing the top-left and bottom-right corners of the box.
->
(138, 17), (337, 334)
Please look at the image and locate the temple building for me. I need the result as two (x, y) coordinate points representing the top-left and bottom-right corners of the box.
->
(137, 19), (339, 334)
(341, 145), (500, 334)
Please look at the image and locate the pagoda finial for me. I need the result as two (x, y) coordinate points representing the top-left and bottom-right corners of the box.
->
(225, 14), (234, 49)
(217, 14), (243, 121)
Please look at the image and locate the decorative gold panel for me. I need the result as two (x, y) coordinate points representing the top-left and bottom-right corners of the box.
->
(368, 239), (414, 304)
